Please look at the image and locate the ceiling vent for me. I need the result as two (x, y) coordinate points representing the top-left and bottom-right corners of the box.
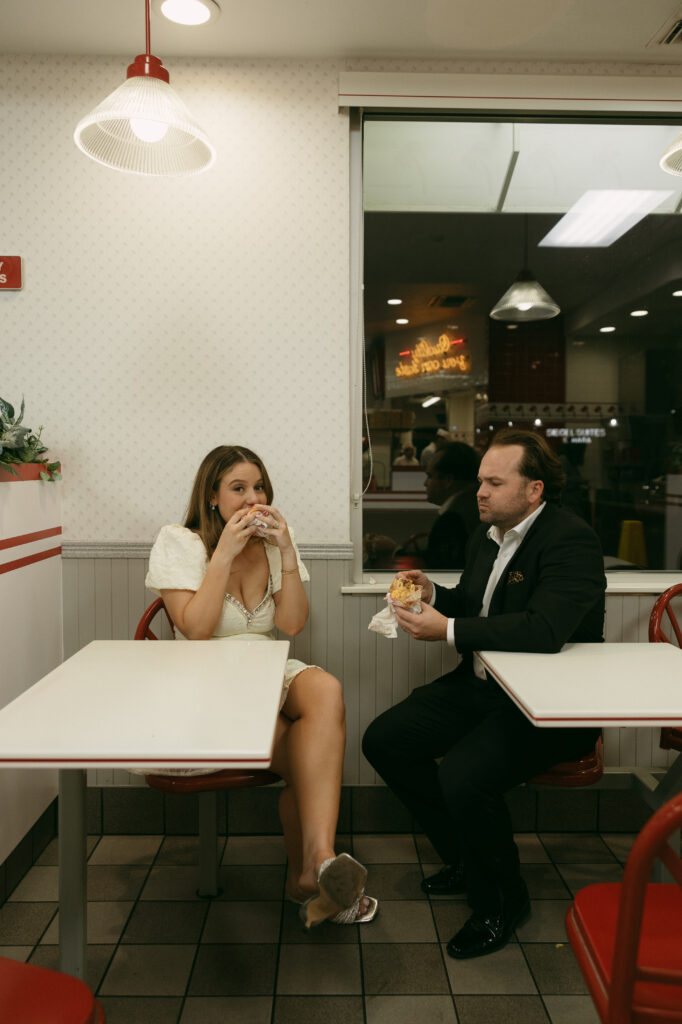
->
(647, 12), (682, 46)
(428, 295), (471, 309)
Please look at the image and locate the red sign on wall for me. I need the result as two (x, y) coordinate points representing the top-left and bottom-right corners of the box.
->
(0, 257), (22, 290)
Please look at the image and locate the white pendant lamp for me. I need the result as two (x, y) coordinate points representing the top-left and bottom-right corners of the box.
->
(659, 132), (682, 176)
(74, 0), (215, 177)
(490, 217), (560, 322)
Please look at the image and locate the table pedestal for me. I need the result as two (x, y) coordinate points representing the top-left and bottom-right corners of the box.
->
(58, 770), (87, 980)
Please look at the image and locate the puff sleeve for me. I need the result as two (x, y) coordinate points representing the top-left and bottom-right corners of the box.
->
(145, 525), (208, 595)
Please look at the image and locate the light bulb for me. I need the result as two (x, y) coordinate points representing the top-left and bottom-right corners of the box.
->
(130, 118), (169, 143)
(516, 302), (533, 312)
(160, 0), (212, 24)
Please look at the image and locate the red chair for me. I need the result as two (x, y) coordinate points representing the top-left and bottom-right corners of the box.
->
(529, 733), (604, 787)
(566, 791), (682, 1023)
(134, 598), (280, 896)
(0, 956), (105, 1023)
(649, 583), (682, 755)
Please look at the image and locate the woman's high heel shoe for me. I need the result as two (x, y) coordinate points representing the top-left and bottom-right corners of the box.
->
(299, 853), (377, 928)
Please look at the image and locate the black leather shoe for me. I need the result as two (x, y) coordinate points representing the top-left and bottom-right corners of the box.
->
(446, 897), (530, 959)
(420, 864), (465, 896)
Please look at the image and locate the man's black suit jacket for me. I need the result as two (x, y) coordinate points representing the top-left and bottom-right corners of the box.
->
(433, 502), (606, 673)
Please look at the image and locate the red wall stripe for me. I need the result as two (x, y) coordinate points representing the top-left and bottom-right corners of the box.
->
(0, 526), (62, 551)
(0, 546), (62, 575)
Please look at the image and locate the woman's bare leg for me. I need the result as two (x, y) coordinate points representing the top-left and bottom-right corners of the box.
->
(270, 668), (345, 900)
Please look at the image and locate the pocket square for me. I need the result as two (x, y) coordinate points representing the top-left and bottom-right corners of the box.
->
(507, 570), (524, 584)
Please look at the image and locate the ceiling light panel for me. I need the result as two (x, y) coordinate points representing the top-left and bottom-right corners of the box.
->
(538, 189), (674, 247)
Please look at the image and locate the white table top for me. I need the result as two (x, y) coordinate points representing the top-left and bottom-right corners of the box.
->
(477, 642), (682, 728)
(0, 640), (290, 769)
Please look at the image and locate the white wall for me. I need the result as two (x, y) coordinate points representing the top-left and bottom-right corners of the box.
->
(0, 56), (350, 544)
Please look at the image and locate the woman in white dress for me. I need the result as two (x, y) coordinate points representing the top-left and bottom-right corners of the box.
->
(146, 445), (377, 927)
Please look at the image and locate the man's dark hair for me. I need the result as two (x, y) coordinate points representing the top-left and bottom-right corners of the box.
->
(490, 429), (566, 503)
(430, 442), (480, 482)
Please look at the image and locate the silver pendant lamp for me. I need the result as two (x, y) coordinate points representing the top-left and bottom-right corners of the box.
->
(490, 216), (560, 322)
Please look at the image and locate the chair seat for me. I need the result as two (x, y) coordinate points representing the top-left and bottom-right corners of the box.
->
(0, 956), (105, 1024)
(144, 768), (281, 794)
(567, 883), (682, 1021)
(529, 738), (603, 787)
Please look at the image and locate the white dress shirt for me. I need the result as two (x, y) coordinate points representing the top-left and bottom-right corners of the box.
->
(430, 503), (546, 674)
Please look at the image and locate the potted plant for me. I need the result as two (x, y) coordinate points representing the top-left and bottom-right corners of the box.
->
(0, 396), (61, 482)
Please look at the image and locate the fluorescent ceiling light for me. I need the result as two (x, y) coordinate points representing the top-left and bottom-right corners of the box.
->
(387, 298), (402, 305)
(395, 318), (409, 324)
(539, 189), (673, 248)
(673, 290), (682, 297)
(599, 326), (616, 333)
(421, 396), (441, 408)
(630, 309), (648, 317)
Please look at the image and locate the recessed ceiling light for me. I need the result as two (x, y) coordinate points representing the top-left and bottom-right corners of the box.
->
(387, 298), (402, 305)
(609, 418), (618, 427)
(630, 309), (648, 317)
(539, 189), (673, 248)
(673, 290), (682, 298)
(395, 318), (409, 325)
(153, 0), (220, 25)
(534, 418), (542, 426)
(599, 326), (616, 333)
(421, 396), (441, 408)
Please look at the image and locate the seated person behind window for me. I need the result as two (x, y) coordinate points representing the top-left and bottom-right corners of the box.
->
(145, 445), (377, 928)
(423, 442), (481, 569)
(393, 444), (420, 466)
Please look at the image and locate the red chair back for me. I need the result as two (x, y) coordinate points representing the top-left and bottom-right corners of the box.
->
(649, 583), (682, 754)
(134, 596), (175, 640)
(566, 792), (682, 1023)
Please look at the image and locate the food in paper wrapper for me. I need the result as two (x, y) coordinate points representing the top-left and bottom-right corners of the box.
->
(388, 577), (423, 608)
(245, 506), (269, 535)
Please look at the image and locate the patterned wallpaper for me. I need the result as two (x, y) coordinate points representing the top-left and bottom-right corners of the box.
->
(0, 56), (350, 543)
(2, 54), (677, 543)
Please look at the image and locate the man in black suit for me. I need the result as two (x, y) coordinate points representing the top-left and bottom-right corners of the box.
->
(362, 429), (606, 959)
(423, 442), (480, 569)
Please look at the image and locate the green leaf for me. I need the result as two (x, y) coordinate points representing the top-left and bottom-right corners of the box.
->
(39, 471), (50, 481)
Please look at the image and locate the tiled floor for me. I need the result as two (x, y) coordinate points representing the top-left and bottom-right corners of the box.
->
(0, 830), (635, 1023)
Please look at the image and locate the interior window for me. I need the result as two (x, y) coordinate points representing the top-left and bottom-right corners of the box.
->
(362, 116), (682, 574)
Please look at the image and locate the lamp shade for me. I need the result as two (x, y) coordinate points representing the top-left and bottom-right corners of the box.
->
(74, 72), (215, 176)
(489, 269), (560, 322)
(659, 132), (682, 177)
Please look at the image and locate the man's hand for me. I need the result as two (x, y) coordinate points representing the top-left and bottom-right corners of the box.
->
(393, 601), (448, 641)
(392, 569), (434, 604)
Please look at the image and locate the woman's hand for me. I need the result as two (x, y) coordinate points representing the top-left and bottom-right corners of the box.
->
(213, 508), (262, 564)
(250, 505), (293, 552)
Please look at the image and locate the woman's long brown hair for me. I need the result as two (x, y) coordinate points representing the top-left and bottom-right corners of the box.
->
(184, 446), (274, 558)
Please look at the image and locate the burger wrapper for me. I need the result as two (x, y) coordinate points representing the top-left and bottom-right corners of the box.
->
(368, 585), (422, 639)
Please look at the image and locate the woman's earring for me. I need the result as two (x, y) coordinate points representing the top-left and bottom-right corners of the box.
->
(209, 503), (217, 511)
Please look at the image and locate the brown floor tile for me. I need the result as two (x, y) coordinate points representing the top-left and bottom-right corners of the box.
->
(455, 995), (550, 1023)
(543, 994), (600, 1023)
(362, 943), (450, 995)
(88, 836), (162, 865)
(99, 943), (195, 996)
(97, 996), (183, 1024)
(202, 900), (281, 943)
(445, 942), (536, 995)
(360, 900), (436, 943)
(365, 995), (457, 1024)
(42, 901), (134, 944)
(521, 942), (589, 995)
(279, 900), (359, 944)
(0, 902), (57, 945)
(121, 900), (207, 944)
(180, 996), (273, 1023)
(273, 995), (364, 1023)
(365, 864), (427, 901)
(539, 834), (616, 864)
(188, 943), (278, 996)
(30, 944), (114, 992)
(277, 944), (362, 995)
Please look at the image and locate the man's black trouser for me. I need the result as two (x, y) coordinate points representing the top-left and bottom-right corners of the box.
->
(362, 667), (600, 914)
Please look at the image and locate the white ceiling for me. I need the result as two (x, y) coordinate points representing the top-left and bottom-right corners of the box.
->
(2, 0), (682, 62)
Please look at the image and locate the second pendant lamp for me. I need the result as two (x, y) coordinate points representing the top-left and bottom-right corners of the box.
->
(74, 0), (215, 177)
(490, 216), (560, 322)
